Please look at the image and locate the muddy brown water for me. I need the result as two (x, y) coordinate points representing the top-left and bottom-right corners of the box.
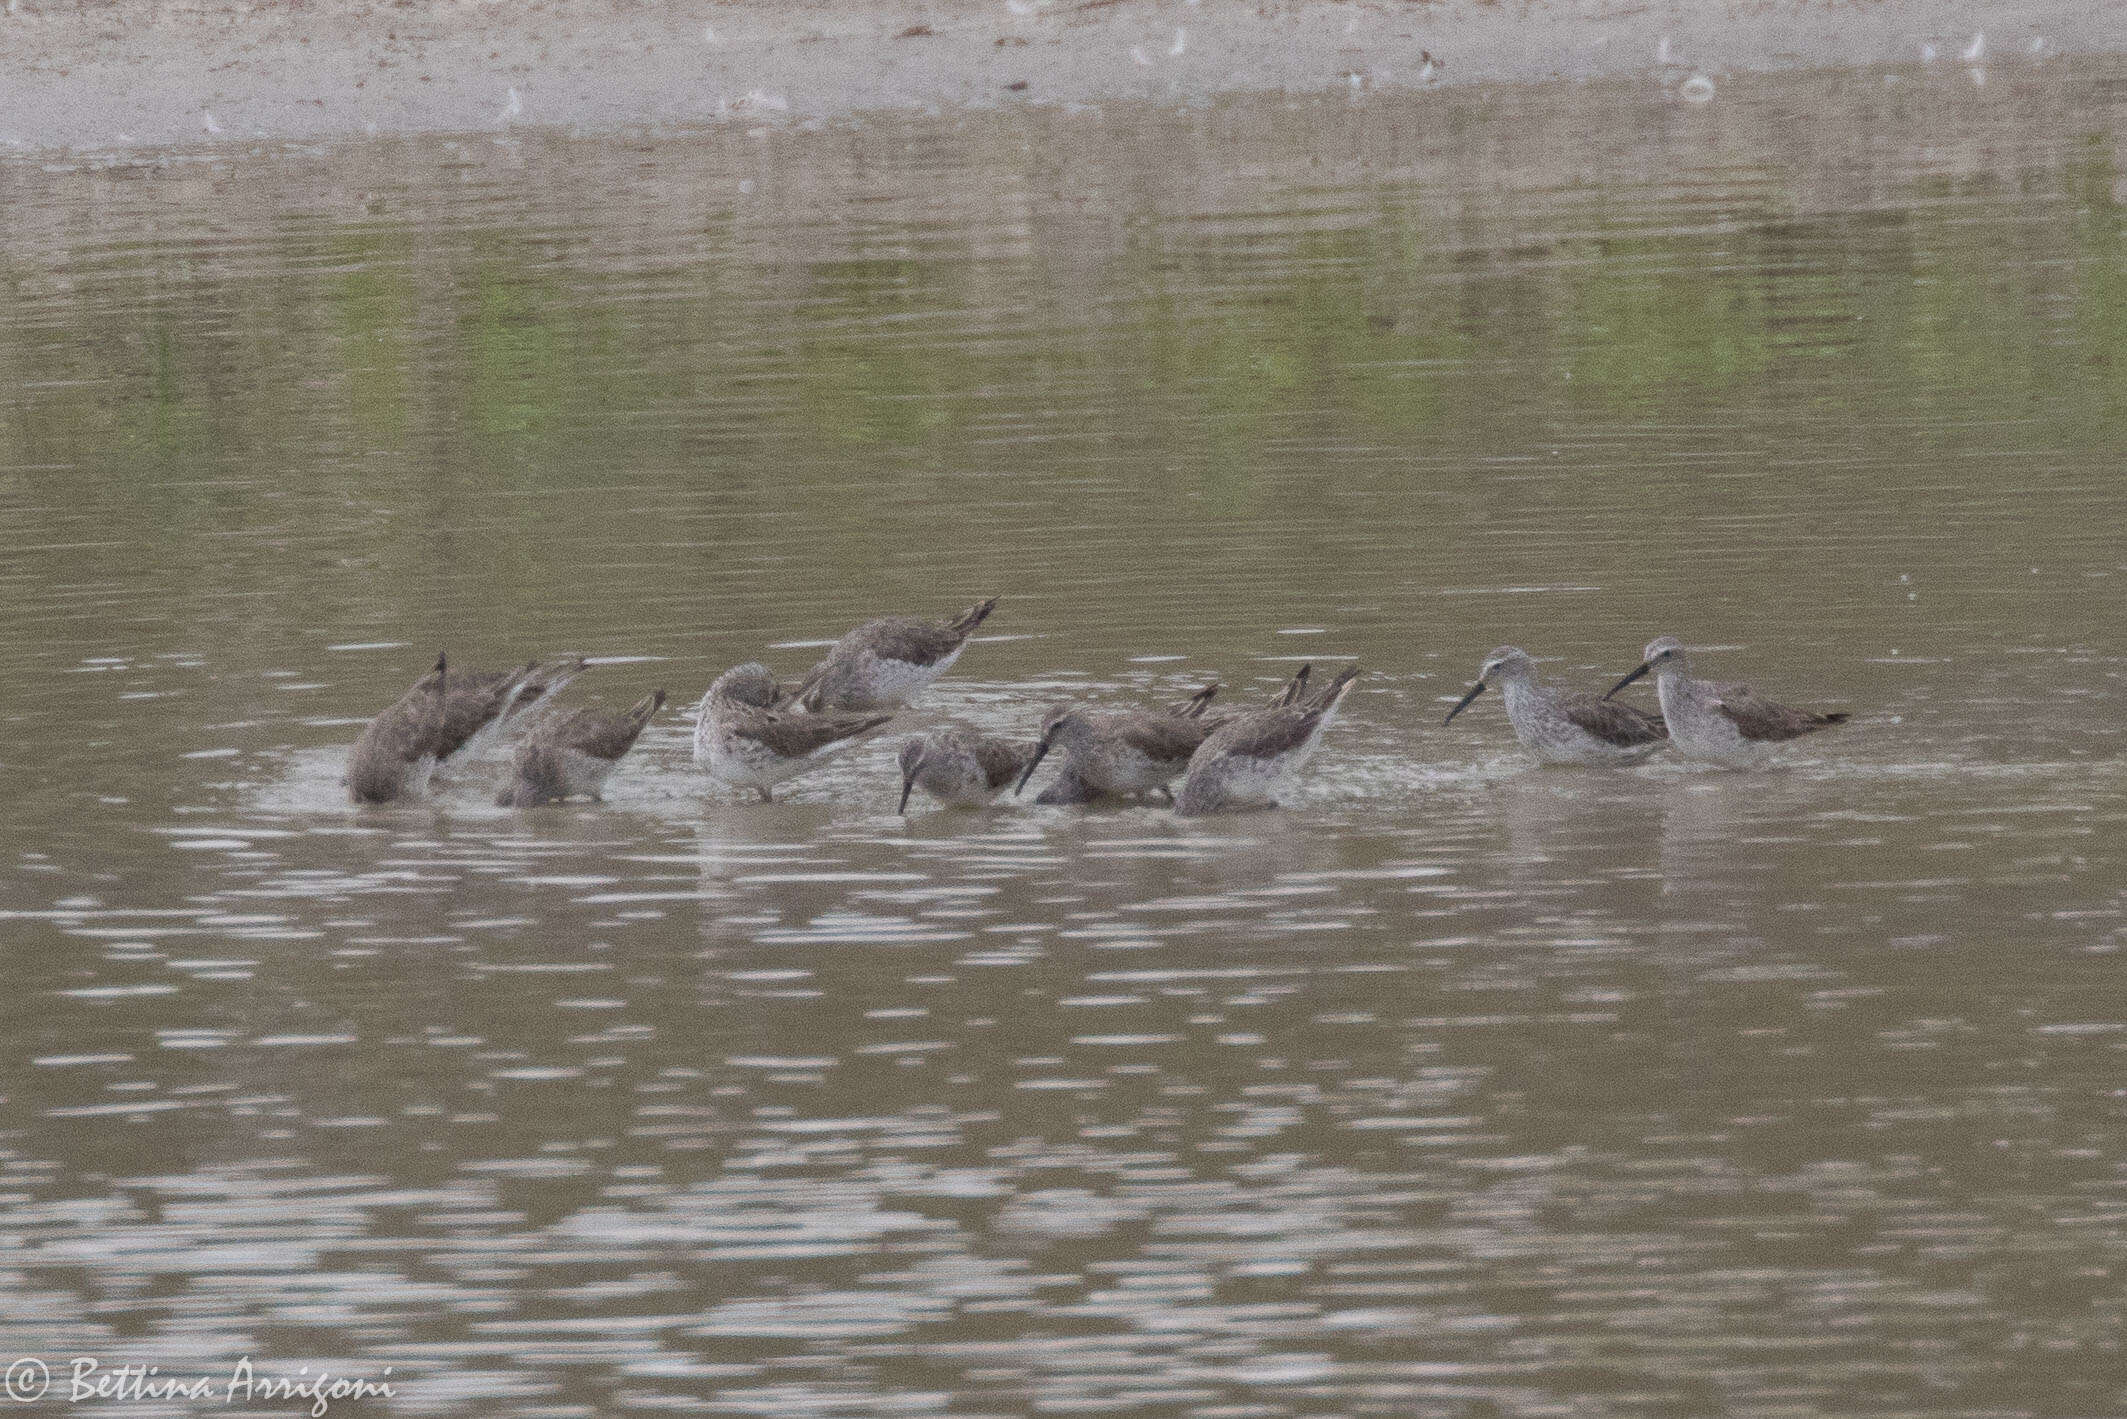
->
(2, 59), (2124, 1417)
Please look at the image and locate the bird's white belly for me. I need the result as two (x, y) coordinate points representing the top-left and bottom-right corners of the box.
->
(1285, 726), (1333, 776)
(1519, 719), (1655, 767)
(705, 730), (818, 790)
(705, 737), (777, 789)
(1095, 746), (1178, 795)
(858, 647), (956, 709)
(1661, 686), (1767, 766)
(406, 753), (439, 797)
(1503, 686), (1609, 766)
(691, 707), (717, 768)
(455, 687), (527, 762)
(1205, 754), (1289, 809)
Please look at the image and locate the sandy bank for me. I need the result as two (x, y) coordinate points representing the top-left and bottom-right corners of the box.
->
(0, 0), (2116, 152)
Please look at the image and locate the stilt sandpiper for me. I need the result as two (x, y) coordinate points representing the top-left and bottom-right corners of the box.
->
(1174, 664), (1358, 815)
(1606, 636), (1848, 766)
(347, 653), (448, 805)
(897, 729), (1036, 812)
(1444, 646), (1667, 765)
(1016, 680), (1224, 805)
(496, 688), (665, 806)
(795, 596), (999, 712)
(697, 662), (892, 802)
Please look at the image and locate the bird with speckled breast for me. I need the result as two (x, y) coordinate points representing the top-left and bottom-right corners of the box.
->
(1606, 636), (1848, 766)
(1015, 680), (1225, 805)
(1444, 646), (1667, 766)
(696, 662), (892, 802)
(896, 729), (1036, 812)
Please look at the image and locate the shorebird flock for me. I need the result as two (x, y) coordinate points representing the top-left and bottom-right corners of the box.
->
(344, 600), (1849, 815)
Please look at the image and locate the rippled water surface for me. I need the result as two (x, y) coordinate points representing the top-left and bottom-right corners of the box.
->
(4, 60), (2126, 1416)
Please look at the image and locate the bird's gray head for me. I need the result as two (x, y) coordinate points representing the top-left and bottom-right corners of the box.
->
(1641, 636), (1687, 669)
(1479, 646), (1536, 683)
(416, 652), (448, 696)
(710, 662), (782, 708)
(1036, 704), (1087, 747)
(1606, 636), (1687, 701)
(1444, 648), (1532, 726)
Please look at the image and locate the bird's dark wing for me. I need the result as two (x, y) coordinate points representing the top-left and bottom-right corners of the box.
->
(1301, 665), (1359, 713)
(362, 665), (450, 761)
(1202, 706), (1325, 762)
(360, 693), (441, 767)
(1114, 712), (1219, 764)
(536, 691), (666, 761)
(832, 598), (994, 670)
(1714, 691), (1849, 742)
(433, 668), (526, 757)
(510, 656), (589, 717)
(1559, 692), (1668, 747)
(739, 706), (892, 758)
(975, 736), (1036, 790)
(853, 616), (973, 667)
(525, 706), (593, 750)
(1166, 682), (1222, 719)
(942, 597), (999, 639)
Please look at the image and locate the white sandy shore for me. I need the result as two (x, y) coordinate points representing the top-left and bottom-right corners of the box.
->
(0, 0), (2114, 152)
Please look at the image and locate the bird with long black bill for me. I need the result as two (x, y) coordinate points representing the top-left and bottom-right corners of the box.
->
(896, 729), (1035, 812)
(1605, 636), (1847, 766)
(1443, 646), (1667, 766)
(1015, 681), (1224, 805)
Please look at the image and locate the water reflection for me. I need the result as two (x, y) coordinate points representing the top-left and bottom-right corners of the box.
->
(2, 57), (2126, 1419)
